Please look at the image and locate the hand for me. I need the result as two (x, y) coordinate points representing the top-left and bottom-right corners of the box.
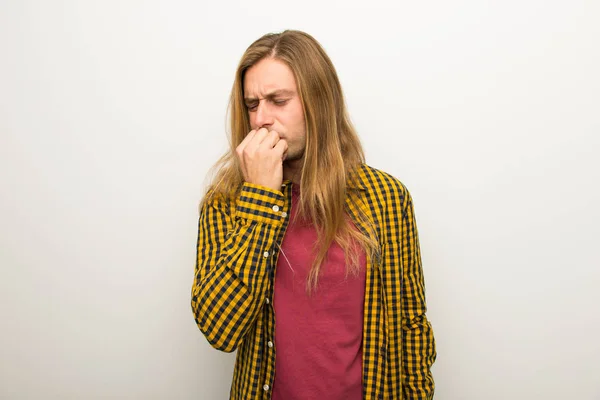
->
(236, 128), (288, 192)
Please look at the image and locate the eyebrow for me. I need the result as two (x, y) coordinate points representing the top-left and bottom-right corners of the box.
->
(244, 89), (296, 102)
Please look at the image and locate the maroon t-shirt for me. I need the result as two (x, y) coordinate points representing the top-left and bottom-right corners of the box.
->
(272, 185), (366, 400)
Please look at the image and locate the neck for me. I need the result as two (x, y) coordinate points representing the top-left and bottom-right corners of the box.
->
(283, 158), (303, 185)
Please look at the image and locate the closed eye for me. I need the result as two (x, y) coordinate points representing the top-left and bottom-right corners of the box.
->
(245, 99), (289, 112)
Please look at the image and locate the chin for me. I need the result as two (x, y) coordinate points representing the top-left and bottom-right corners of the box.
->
(283, 149), (302, 162)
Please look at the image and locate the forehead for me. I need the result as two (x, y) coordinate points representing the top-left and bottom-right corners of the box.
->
(243, 58), (298, 96)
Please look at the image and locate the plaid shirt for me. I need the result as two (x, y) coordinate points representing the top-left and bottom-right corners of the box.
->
(192, 163), (436, 399)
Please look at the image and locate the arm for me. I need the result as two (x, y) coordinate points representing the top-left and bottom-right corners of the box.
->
(191, 182), (285, 352)
(401, 191), (437, 399)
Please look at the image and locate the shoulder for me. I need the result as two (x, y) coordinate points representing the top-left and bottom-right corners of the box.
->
(353, 163), (412, 209)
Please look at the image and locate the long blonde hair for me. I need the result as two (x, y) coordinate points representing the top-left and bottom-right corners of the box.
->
(203, 30), (379, 292)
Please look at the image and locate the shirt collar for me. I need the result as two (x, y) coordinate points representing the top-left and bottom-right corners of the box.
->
(281, 169), (367, 191)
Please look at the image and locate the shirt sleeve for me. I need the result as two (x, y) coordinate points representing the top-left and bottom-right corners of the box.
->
(191, 182), (286, 352)
(400, 190), (437, 399)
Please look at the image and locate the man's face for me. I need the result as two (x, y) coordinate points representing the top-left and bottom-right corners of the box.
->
(243, 58), (306, 162)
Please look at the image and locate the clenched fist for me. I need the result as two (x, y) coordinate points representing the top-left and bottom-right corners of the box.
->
(236, 128), (289, 192)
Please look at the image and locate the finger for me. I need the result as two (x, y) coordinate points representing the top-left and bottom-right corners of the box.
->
(237, 130), (257, 179)
(253, 127), (270, 145)
(259, 130), (281, 150)
(245, 127), (270, 154)
(237, 129), (256, 155)
(273, 138), (288, 159)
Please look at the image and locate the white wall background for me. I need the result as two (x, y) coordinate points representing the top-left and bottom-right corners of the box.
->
(1, 0), (598, 399)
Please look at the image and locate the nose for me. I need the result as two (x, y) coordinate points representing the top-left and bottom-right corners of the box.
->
(254, 101), (274, 129)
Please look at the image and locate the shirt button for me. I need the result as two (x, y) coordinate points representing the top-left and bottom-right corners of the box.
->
(281, 211), (287, 218)
(263, 384), (270, 391)
(263, 251), (269, 258)
(265, 298), (270, 304)
(272, 205), (280, 212)
(267, 341), (273, 348)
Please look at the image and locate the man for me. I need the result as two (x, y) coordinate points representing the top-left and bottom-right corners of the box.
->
(191, 30), (436, 400)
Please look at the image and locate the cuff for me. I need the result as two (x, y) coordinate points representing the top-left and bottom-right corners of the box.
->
(235, 182), (286, 226)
